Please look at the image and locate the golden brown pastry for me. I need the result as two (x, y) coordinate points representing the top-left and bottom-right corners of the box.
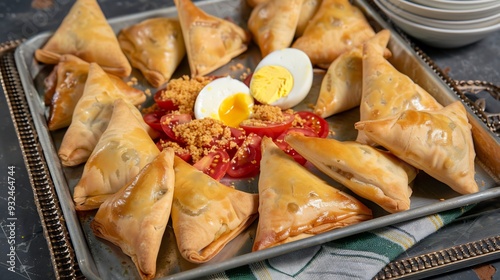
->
(355, 101), (479, 195)
(285, 133), (418, 213)
(247, 0), (269, 7)
(357, 32), (442, 145)
(43, 65), (58, 106)
(73, 98), (160, 210)
(118, 18), (186, 88)
(171, 156), (259, 263)
(253, 137), (373, 251)
(34, 0), (132, 77)
(44, 56), (88, 130)
(292, 0), (375, 68)
(58, 63), (144, 166)
(174, 0), (250, 77)
(314, 30), (391, 118)
(248, 0), (303, 57)
(45, 55), (145, 131)
(295, 0), (322, 38)
(91, 149), (175, 280)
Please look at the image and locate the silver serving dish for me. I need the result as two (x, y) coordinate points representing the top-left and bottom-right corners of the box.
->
(13, 0), (500, 279)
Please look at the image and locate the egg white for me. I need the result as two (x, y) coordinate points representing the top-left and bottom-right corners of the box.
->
(194, 76), (254, 127)
(251, 48), (314, 109)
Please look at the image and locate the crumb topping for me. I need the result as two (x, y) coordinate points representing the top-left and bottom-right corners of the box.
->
(164, 118), (242, 162)
(157, 75), (213, 115)
(240, 105), (295, 126)
(127, 76), (139, 86)
(141, 103), (159, 114)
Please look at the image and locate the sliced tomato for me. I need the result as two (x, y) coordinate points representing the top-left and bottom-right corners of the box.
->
(175, 149), (193, 163)
(156, 138), (192, 162)
(143, 110), (166, 132)
(295, 111), (330, 138)
(160, 113), (192, 142)
(227, 133), (262, 178)
(214, 127), (247, 158)
(193, 149), (230, 180)
(154, 89), (179, 111)
(230, 127), (246, 147)
(275, 128), (317, 165)
(239, 113), (294, 139)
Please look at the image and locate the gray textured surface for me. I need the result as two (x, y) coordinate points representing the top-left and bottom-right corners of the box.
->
(0, 0), (498, 279)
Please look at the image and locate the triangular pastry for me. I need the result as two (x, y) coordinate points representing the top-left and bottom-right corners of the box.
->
(171, 156), (259, 263)
(314, 30), (391, 118)
(58, 63), (146, 166)
(355, 101), (479, 195)
(44, 55), (88, 130)
(248, 0), (303, 57)
(174, 0), (250, 77)
(118, 18), (186, 88)
(247, 0), (269, 7)
(91, 149), (175, 280)
(45, 55), (145, 131)
(34, 0), (132, 77)
(73, 98), (160, 210)
(295, 0), (322, 38)
(253, 137), (372, 251)
(285, 133), (418, 213)
(43, 64), (59, 106)
(292, 0), (375, 68)
(357, 32), (442, 145)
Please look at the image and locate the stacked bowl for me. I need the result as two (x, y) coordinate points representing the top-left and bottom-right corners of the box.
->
(374, 0), (500, 48)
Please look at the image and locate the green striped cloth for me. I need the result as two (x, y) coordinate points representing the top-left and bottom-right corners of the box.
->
(208, 205), (473, 280)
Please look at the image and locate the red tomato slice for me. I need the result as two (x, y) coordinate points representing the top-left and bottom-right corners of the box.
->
(230, 127), (246, 147)
(143, 110), (166, 132)
(227, 133), (262, 178)
(193, 149), (230, 180)
(215, 127), (247, 158)
(275, 128), (317, 165)
(155, 138), (192, 163)
(154, 89), (179, 111)
(160, 113), (192, 142)
(239, 113), (294, 139)
(295, 111), (330, 138)
(175, 149), (193, 163)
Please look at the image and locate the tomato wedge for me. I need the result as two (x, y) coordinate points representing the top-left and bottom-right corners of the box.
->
(160, 113), (192, 142)
(275, 128), (317, 165)
(154, 89), (179, 111)
(227, 133), (262, 178)
(295, 111), (330, 138)
(143, 110), (166, 132)
(239, 113), (294, 139)
(156, 138), (192, 163)
(230, 127), (246, 147)
(193, 149), (230, 180)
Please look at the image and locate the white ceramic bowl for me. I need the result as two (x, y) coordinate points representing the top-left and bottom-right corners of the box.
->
(409, 0), (500, 10)
(381, 0), (500, 30)
(375, 0), (500, 48)
(386, 0), (500, 20)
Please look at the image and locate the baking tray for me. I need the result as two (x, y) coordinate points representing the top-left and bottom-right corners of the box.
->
(13, 0), (500, 279)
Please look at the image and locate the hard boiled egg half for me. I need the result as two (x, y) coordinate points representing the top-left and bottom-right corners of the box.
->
(194, 76), (254, 127)
(250, 48), (313, 109)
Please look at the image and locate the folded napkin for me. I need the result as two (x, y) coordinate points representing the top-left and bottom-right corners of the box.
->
(208, 205), (474, 280)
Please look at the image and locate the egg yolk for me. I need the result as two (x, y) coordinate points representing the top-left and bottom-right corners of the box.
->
(218, 93), (253, 127)
(250, 65), (293, 104)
